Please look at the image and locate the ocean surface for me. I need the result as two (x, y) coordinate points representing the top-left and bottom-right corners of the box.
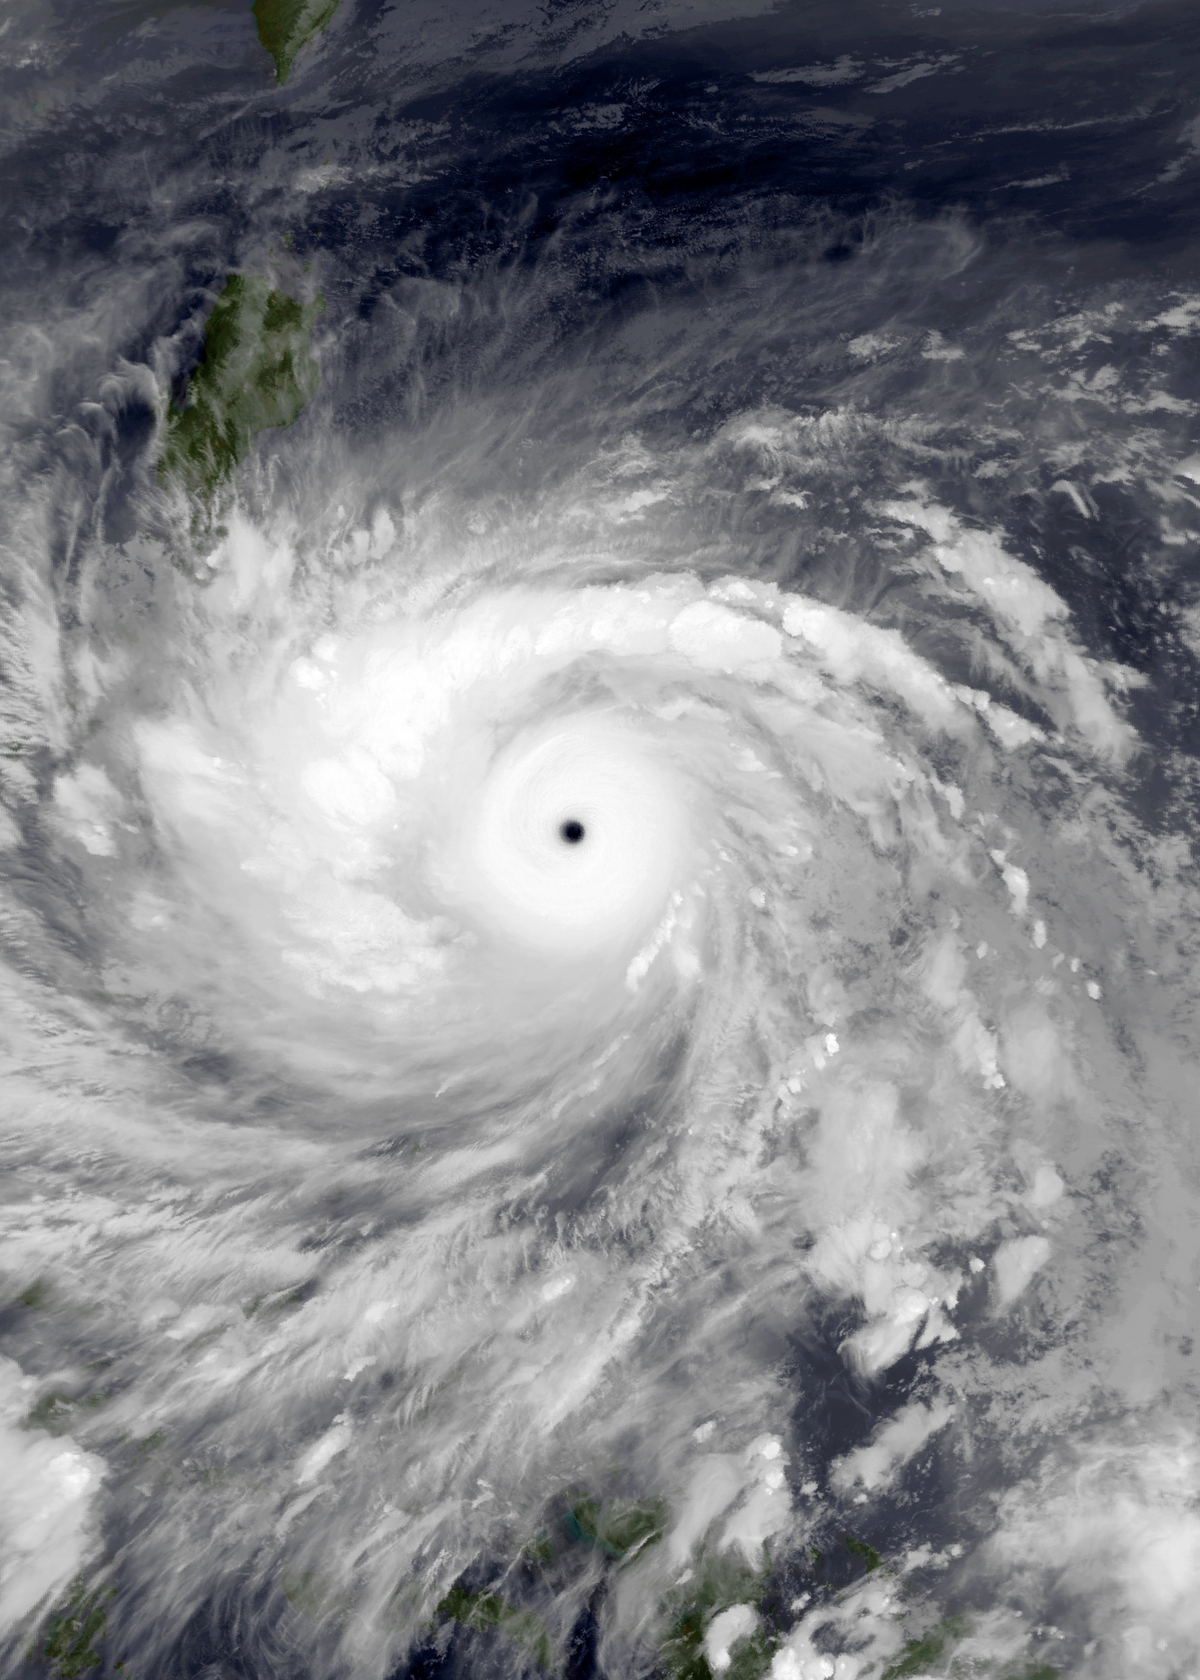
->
(1, 1), (1198, 1677)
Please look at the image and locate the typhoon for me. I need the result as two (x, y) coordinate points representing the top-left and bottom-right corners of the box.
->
(1, 2), (1199, 1679)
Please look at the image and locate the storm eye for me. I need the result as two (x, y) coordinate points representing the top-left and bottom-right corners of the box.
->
(559, 819), (585, 845)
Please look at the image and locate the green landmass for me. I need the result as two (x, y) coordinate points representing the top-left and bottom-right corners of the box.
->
(158, 274), (324, 499)
(27, 1580), (116, 1679)
(282, 1572), (354, 1623)
(244, 1282), (314, 1319)
(844, 1536), (885, 1573)
(659, 1549), (772, 1680)
(446, 1494), (668, 1671)
(25, 1391), (74, 1433)
(883, 1615), (972, 1679)
(521, 1532), (554, 1565)
(25, 1388), (110, 1435)
(437, 1584), (557, 1671)
(566, 1496), (667, 1562)
(883, 1617), (1060, 1680)
(251, 0), (342, 84)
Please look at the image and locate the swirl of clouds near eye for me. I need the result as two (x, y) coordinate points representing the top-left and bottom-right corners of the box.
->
(1, 2), (1199, 1679)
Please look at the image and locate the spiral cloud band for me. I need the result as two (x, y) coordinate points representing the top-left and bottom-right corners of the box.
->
(7, 404), (1195, 1677)
(2, 4), (1199, 1678)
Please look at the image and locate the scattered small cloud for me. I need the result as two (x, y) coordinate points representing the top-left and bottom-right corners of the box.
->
(1158, 112), (1200, 183)
(848, 332), (901, 360)
(921, 330), (964, 361)
(749, 55), (863, 86)
(868, 54), (960, 94)
(1004, 167), (1069, 188)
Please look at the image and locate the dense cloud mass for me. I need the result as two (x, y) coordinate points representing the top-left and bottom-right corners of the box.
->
(1, 2), (1198, 1679)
